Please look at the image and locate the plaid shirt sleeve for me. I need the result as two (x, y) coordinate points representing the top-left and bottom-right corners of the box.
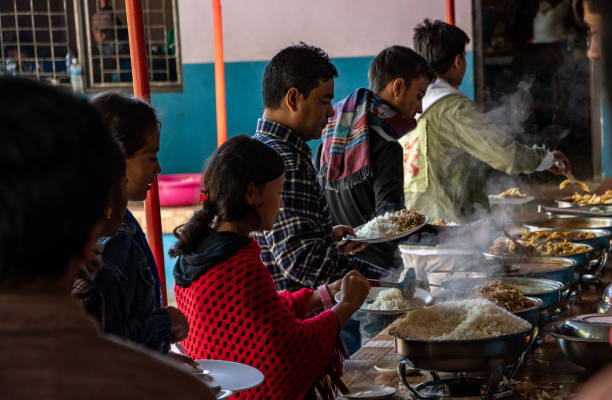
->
(260, 166), (384, 288)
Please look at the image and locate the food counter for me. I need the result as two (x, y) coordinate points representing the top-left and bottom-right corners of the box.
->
(341, 261), (612, 399)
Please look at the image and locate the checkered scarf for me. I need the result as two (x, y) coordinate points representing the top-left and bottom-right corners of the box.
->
(319, 88), (416, 191)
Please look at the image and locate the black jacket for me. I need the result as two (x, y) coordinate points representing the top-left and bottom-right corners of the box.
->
(315, 129), (405, 268)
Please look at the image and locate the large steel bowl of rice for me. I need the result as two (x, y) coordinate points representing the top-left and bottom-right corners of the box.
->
(389, 298), (534, 372)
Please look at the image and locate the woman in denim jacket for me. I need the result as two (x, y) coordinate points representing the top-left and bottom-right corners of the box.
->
(91, 92), (188, 353)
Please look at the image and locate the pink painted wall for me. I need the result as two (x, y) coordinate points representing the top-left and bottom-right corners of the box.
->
(178, 0), (473, 64)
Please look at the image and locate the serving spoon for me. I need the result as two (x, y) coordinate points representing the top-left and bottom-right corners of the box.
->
(367, 268), (416, 299)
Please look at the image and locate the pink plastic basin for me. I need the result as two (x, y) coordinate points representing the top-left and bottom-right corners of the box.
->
(157, 173), (202, 207)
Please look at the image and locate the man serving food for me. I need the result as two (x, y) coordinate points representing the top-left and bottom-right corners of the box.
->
(403, 19), (571, 223)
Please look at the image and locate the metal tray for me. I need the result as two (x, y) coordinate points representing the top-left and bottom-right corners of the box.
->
(556, 198), (612, 209)
(525, 217), (612, 235)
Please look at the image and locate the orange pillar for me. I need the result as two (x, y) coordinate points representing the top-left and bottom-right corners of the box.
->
(125, 0), (168, 306)
(446, 0), (455, 25)
(212, 0), (228, 146)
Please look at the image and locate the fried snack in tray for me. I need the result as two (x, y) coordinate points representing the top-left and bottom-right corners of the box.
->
(493, 187), (528, 199)
(470, 280), (534, 312)
(568, 190), (612, 205)
(520, 231), (595, 243)
(490, 237), (589, 257)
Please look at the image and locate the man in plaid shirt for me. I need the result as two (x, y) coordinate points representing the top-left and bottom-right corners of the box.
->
(252, 43), (385, 293)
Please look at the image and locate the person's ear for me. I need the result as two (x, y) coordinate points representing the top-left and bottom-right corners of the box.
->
(391, 78), (405, 98)
(285, 87), (300, 112)
(245, 182), (260, 207)
(454, 53), (465, 70)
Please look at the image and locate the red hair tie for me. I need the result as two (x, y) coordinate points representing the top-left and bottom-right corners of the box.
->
(199, 190), (209, 203)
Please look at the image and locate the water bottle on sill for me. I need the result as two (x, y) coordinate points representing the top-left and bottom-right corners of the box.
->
(65, 50), (74, 76)
(69, 57), (84, 94)
(6, 58), (17, 76)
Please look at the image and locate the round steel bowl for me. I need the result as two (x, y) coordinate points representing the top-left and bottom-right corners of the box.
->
(518, 227), (609, 254)
(548, 326), (612, 369)
(599, 284), (612, 314)
(561, 244), (594, 273)
(391, 327), (533, 372)
(484, 242), (593, 274)
(440, 277), (564, 310)
(514, 297), (543, 326)
(521, 225), (611, 279)
(501, 277), (564, 310)
(562, 314), (612, 340)
(490, 256), (576, 286)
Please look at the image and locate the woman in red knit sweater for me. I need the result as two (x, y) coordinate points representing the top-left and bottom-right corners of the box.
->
(171, 136), (370, 400)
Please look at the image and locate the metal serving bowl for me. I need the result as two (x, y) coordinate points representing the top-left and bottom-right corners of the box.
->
(562, 314), (612, 340)
(599, 284), (612, 313)
(440, 277), (564, 311)
(495, 257), (576, 286)
(484, 242), (593, 275)
(391, 326), (534, 372)
(501, 277), (564, 310)
(525, 217), (612, 236)
(547, 320), (612, 369)
(514, 297), (543, 326)
(517, 227), (610, 253)
(522, 224), (612, 280)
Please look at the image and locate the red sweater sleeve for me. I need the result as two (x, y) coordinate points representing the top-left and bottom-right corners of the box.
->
(277, 288), (313, 319)
(175, 241), (339, 400)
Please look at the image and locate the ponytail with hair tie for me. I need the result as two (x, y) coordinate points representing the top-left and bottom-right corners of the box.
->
(170, 135), (284, 259)
(199, 189), (209, 204)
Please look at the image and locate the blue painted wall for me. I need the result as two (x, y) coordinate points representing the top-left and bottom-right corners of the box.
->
(152, 52), (475, 173)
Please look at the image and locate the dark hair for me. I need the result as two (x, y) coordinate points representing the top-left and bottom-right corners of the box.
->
(262, 42), (338, 108)
(413, 19), (471, 76)
(90, 91), (159, 157)
(0, 77), (122, 287)
(573, 0), (603, 25)
(170, 135), (284, 256)
(369, 46), (435, 94)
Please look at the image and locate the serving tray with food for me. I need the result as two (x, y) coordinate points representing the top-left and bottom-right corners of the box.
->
(487, 236), (591, 257)
(488, 187), (534, 205)
(556, 190), (612, 207)
(341, 209), (428, 244)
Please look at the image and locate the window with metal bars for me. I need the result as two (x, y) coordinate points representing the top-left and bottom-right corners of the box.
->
(0, 0), (75, 85)
(0, 0), (181, 92)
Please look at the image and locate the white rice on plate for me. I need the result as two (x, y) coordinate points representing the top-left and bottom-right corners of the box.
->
(390, 298), (530, 340)
(354, 212), (401, 238)
(364, 288), (425, 311)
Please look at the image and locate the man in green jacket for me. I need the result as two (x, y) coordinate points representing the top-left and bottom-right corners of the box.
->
(402, 19), (570, 223)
